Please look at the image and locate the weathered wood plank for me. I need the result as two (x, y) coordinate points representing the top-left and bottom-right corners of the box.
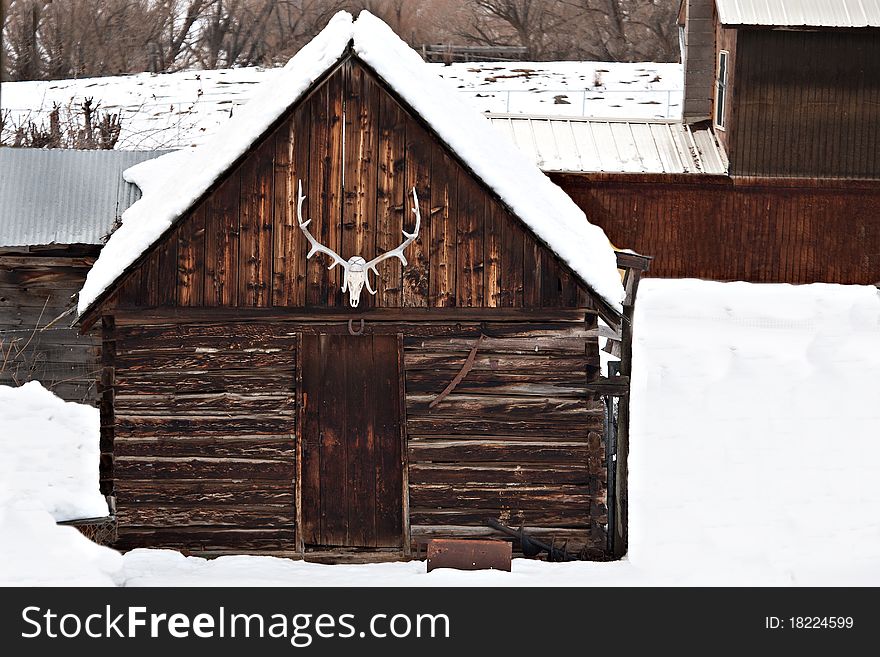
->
(408, 440), (592, 463)
(456, 172), (485, 307)
(375, 90), (407, 307)
(429, 150), (457, 306)
(117, 505), (295, 528)
(114, 456), (295, 480)
(409, 484), (589, 510)
(409, 463), (591, 485)
(404, 352), (591, 372)
(115, 479), (295, 506)
(342, 61), (379, 310)
(402, 114), (431, 306)
(115, 415), (294, 436)
(204, 172), (240, 306)
(305, 71), (344, 307)
(177, 204), (206, 307)
(115, 527), (295, 551)
(239, 137), (274, 306)
(114, 434), (294, 458)
(410, 509), (590, 528)
(114, 392), (294, 415)
(113, 370), (295, 395)
(405, 369), (587, 398)
(405, 416), (599, 437)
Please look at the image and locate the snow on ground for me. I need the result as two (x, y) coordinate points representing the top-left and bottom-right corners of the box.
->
(1, 60), (681, 150)
(629, 280), (880, 586)
(0, 381), (107, 521)
(2, 280), (879, 586)
(0, 382), (120, 586)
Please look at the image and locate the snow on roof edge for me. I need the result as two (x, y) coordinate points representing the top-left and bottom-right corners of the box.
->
(77, 10), (624, 318)
(76, 11), (356, 317)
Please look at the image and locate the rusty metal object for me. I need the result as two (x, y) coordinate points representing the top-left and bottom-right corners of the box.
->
(486, 518), (588, 561)
(426, 538), (512, 572)
(429, 334), (485, 408)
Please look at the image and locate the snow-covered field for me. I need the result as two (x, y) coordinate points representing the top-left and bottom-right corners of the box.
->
(1, 279), (878, 586)
(1, 61), (681, 150)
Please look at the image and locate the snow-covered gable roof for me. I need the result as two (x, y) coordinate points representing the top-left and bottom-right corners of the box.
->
(77, 11), (624, 318)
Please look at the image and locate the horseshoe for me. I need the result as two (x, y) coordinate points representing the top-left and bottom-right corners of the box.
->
(348, 318), (365, 336)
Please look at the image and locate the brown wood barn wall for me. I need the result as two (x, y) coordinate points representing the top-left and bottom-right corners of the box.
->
(728, 29), (880, 179)
(1, 249), (100, 403)
(98, 55), (608, 557)
(555, 174), (880, 284)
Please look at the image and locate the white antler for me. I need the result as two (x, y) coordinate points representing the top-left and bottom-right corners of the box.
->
(296, 180), (348, 273)
(364, 187), (421, 293)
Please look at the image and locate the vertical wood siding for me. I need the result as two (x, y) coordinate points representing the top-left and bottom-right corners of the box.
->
(555, 173), (880, 284)
(109, 57), (588, 313)
(730, 29), (880, 179)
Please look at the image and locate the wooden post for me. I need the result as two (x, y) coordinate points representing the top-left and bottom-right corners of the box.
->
(612, 251), (651, 559)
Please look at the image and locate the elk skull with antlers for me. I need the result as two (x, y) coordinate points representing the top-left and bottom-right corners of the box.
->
(296, 180), (421, 307)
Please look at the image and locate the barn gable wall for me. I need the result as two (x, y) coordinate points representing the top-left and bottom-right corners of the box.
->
(110, 56), (591, 313)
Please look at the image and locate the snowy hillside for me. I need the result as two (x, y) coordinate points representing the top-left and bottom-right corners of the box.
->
(1, 61), (682, 150)
(1, 280), (878, 586)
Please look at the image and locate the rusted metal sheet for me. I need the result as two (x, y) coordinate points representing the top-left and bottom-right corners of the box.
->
(426, 539), (512, 572)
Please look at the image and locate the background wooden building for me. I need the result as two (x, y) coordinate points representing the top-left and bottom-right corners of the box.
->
(76, 13), (629, 560)
(0, 148), (164, 402)
(547, 0), (880, 284)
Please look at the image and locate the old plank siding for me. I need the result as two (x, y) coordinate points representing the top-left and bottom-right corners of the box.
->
(0, 256), (100, 404)
(375, 87), (407, 307)
(556, 173), (880, 285)
(402, 320), (606, 555)
(730, 29), (880, 179)
(111, 318), (297, 552)
(102, 57), (592, 316)
(239, 138), (274, 306)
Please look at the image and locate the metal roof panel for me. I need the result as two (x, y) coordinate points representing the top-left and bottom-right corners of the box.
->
(715, 0), (880, 27)
(0, 148), (168, 247)
(488, 115), (727, 175)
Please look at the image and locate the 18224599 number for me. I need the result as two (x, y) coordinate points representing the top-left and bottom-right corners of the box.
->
(790, 617), (854, 629)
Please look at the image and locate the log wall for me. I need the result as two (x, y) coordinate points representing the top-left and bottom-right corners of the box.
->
(0, 251), (99, 403)
(106, 309), (606, 557)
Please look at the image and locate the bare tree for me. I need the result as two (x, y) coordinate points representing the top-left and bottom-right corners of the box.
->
(1, 0), (680, 83)
(450, 0), (678, 62)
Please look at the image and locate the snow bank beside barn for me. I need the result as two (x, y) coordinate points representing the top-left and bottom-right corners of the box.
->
(629, 280), (880, 585)
(76, 10), (624, 319)
(0, 382), (120, 586)
(0, 381), (107, 521)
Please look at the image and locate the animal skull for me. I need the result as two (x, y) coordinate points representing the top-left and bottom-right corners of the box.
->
(296, 180), (422, 308)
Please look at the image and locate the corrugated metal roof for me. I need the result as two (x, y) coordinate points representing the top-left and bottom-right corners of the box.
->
(0, 148), (167, 247)
(715, 0), (880, 27)
(487, 115), (728, 175)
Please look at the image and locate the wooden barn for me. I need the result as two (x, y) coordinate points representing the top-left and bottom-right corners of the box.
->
(547, 0), (880, 284)
(0, 148), (165, 402)
(74, 12), (634, 561)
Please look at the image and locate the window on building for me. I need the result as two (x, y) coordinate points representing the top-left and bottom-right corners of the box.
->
(715, 50), (729, 130)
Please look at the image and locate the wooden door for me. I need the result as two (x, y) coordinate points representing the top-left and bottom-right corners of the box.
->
(300, 334), (403, 548)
